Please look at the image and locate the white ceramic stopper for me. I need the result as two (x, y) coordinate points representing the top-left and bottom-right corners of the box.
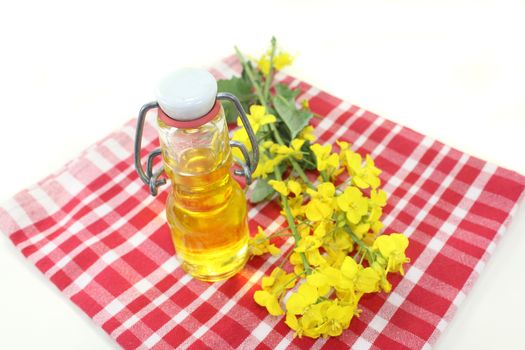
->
(155, 68), (217, 121)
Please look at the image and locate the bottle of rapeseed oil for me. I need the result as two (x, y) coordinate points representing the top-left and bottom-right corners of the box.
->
(135, 68), (259, 281)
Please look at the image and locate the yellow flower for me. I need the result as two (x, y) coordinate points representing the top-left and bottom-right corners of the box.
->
(270, 139), (305, 160)
(368, 206), (382, 223)
(297, 225), (311, 238)
(287, 180), (303, 196)
(328, 229), (353, 251)
(310, 143), (339, 172)
(254, 267), (296, 316)
(340, 256), (359, 279)
(312, 182), (336, 200)
(268, 180), (288, 196)
(238, 105), (276, 133)
(295, 235), (322, 253)
(300, 301), (329, 338)
(232, 106), (275, 162)
(340, 146), (382, 189)
(261, 266), (297, 291)
(290, 252), (305, 275)
(294, 235), (325, 266)
(262, 156), (288, 178)
(304, 182), (336, 222)
(251, 154), (271, 179)
(307, 249), (326, 266)
(323, 247), (348, 269)
(257, 55), (271, 76)
(349, 222), (370, 239)
(372, 233), (410, 275)
(307, 265), (341, 296)
(304, 200), (331, 222)
(355, 267), (381, 293)
(251, 141), (280, 179)
(371, 261), (393, 293)
(336, 186), (368, 224)
(257, 51), (294, 76)
(232, 127), (251, 159)
(285, 312), (302, 335)
(274, 51), (294, 70)
(334, 256), (381, 296)
(370, 189), (387, 207)
(324, 302), (354, 337)
(336, 256), (358, 295)
(268, 179), (303, 198)
(312, 220), (334, 239)
(366, 206), (383, 234)
(298, 125), (316, 142)
(287, 195), (305, 217)
(335, 140), (350, 151)
(362, 232), (377, 247)
(357, 157), (381, 189)
(301, 99), (310, 110)
(286, 282), (319, 314)
(248, 226), (280, 256)
(253, 290), (283, 316)
(306, 271), (330, 297)
(286, 299), (354, 339)
(336, 140), (351, 157)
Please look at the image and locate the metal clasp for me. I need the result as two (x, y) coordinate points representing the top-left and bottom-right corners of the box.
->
(217, 92), (259, 185)
(134, 102), (166, 196)
(134, 93), (259, 196)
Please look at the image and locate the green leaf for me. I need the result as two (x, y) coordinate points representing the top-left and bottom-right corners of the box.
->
(217, 75), (254, 123)
(275, 83), (300, 101)
(273, 94), (313, 139)
(250, 178), (275, 203)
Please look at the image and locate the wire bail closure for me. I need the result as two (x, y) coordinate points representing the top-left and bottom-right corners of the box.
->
(134, 93), (259, 196)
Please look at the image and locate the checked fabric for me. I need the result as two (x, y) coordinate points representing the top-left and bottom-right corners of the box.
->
(1, 56), (525, 350)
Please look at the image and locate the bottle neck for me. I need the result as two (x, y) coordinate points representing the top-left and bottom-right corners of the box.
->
(157, 105), (231, 186)
(157, 106), (235, 210)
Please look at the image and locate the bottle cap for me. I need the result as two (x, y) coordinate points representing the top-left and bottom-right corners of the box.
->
(155, 68), (217, 121)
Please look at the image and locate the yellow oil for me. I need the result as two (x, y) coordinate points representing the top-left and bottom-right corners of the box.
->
(164, 147), (249, 281)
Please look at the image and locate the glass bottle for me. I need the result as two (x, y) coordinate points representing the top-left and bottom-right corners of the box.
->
(134, 68), (258, 281)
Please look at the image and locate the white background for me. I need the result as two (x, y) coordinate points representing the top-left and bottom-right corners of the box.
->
(1, 0), (524, 349)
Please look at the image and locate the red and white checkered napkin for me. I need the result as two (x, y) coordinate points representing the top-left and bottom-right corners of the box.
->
(1, 56), (525, 350)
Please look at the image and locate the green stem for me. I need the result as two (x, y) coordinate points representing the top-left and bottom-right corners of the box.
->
(278, 247), (295, 269)
(234, 46), (268, 106)
(268, 225), (291, 237)
(274, 164), (312, 274)
(298, 219), (313, 228)
(276, 272), (305, 301)
(269, 221), (309, 238)
(346, 228), (374, 261)
(268, 118), (284, 141)
(269, 233), (293, 238)
(359, 251), (366, 265)
(263, 37), (277, 103)
(291, 159), (315, 189)
(301, 158), (317, 168)
(321, 171), (329, 183)
(353, 247), (362, 261)
(268, 123), (315, 189)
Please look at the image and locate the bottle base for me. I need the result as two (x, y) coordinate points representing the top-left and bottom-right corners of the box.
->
(179, 243), (249, 282)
